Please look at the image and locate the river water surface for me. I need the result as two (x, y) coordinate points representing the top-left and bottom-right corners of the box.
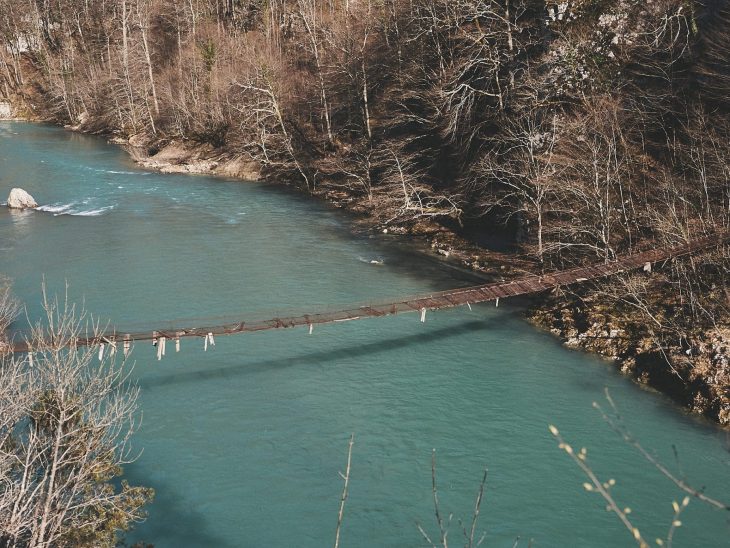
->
(1, 122), (728, 547)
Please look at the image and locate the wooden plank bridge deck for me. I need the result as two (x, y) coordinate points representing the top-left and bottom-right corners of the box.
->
(7, 232), (730, 355)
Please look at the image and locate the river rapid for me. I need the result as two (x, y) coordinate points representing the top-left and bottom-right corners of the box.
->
(0, 122), (728, 547)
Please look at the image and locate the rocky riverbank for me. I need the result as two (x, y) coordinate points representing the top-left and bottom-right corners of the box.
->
(0, 101), (12, 120)
(119, 135), (262, 180)
(0, 99), (31, 121)
(530, 289), (730, 425)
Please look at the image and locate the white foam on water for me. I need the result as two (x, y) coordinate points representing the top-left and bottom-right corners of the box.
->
(36, 203), (75, 214)
(35, 202), (115, 217)
(70, 205), (115, 216)
(358, 256), (385, 265)
(90, 167), (149, 175)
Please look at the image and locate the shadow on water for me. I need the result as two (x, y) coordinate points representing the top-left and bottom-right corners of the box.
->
(138, 318), (496, 391)
(119, 468), (229, 548)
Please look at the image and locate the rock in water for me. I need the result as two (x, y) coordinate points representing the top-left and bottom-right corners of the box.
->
(7, 188), (38, 209)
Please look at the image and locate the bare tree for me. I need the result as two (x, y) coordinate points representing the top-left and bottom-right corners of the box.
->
(296, 0), (334, 145)
(136, 0), (161, 132)
(0, 289), (152, 547)
(469, 112), (561, 263)
(548, 100), (635, 263)
(234, 61), (313, 190)
(375, 147), (462, 225)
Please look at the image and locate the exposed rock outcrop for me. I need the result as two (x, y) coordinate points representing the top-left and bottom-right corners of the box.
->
(6, 188), (37, 209)
(123, 138), (262, 180)
(0, 101), (12, 119)
(530, 294), (730, 426)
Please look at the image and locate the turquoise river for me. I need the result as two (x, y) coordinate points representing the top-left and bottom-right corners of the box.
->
(0, 122), (728, 547)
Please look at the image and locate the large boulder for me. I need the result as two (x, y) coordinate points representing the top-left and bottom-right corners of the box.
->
(7, 188), (37, 209)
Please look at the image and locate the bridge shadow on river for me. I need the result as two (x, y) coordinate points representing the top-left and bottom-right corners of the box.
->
(137, 318), (497, 391)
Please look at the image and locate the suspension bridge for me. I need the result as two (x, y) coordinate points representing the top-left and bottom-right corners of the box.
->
(7, 231), (730, 357)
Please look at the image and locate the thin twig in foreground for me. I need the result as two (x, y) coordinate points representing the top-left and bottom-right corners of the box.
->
(597, 388), (729, 511)
(548, 425), (649, 548)
(334, 434), (354, 548)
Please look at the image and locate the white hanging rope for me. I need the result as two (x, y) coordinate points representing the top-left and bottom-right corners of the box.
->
(103, 337), (116, 357)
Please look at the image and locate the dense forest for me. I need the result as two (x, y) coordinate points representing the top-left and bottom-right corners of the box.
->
(1, 0), (729, 423)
